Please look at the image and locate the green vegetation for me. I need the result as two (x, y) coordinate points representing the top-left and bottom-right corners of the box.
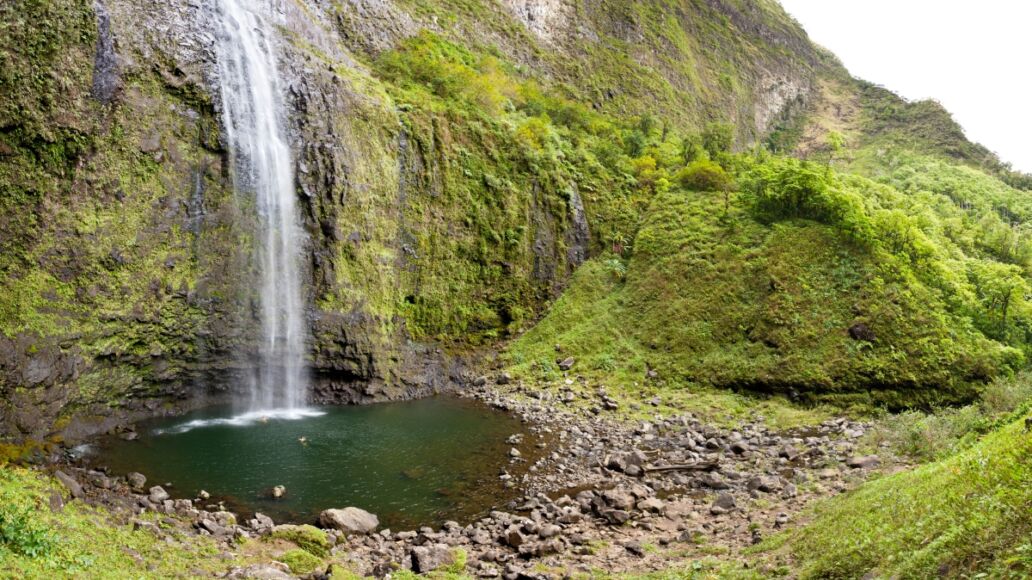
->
(772, 408), (1032, 578)
(506, 147), (1025, 406)
(0, 466), (231, 577)
(861, 371), (1032, 463)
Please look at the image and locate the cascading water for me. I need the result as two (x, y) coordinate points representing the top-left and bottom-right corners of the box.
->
(214, 0), (312, 414)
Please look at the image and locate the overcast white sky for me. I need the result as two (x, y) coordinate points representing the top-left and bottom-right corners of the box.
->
(778, 0), (1032, 173)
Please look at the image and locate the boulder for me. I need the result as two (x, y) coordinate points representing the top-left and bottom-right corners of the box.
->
(730, 441), (750, 454)
(601, 489), (635, 510)
(248, 513), (275, 535)
(148, 486), (170, 503)
(636, 497), (665, 513)
(601, 509), (630, 525)
(411, 544), (455, 573)
(319, 507), (378, 534)
(503, 527), (526, 548)
(697, 472), (730, 490)
(86, 471), (113, 489)
(557, 357), (575, 371)
(54, 470), (83, 499)
(127, 472), (147, 491)
(746, 476), (781, 493)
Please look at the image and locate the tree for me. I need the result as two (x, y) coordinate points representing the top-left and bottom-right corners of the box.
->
(826, 131), (845, 164)
(968, 261), (1029, 339)
(702, 122), (734, 158)
(680, 133), (705, 164)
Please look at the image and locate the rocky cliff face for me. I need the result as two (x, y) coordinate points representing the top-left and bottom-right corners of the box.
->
(0, 0), (825, 444)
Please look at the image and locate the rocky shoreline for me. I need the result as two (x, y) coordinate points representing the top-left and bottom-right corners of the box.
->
(46, 380), (885, 578)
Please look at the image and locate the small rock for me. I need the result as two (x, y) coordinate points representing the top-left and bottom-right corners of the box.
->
(271, 485), (286, 499)
(509, 448), (521, 458)
(198, 490), (210, 500)
(601, 509), (630, 524)
(557, 357), (575, 371)
(636, 497), (665, 513)
(538, 524), (561, 539)
(709, 493), (736, 515)
(624, 541), (645, 557)
(846, 455), (880, 469)
(496, 372), (513, 385)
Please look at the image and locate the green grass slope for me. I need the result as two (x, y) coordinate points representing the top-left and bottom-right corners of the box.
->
(506, 153), (1028, 407)
(773, 410), (1032, 578)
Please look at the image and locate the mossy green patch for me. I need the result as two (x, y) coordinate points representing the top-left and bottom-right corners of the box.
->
(269, 524), (330, 557)
(0, 466), (245, 577)
(278, 548), (323, 575)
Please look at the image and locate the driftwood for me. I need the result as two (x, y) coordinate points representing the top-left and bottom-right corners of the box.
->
(642, 460), (719, 473)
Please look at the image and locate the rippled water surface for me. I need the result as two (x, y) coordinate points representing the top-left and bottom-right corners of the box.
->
(88, 397), (530, 529)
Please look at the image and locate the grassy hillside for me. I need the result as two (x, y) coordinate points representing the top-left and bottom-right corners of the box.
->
(770, 406), (1032, 578)
(505, 149), (1030, 406)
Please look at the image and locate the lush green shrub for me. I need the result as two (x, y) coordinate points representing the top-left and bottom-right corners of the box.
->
(743, 157), (875, 244)
(675, 159), (732, 191)
(0, 503), (54, 558)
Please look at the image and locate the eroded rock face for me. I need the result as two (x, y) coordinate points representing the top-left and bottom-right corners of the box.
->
(501, 0), (573, 45)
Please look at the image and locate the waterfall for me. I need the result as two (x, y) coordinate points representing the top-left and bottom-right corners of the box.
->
(214, 0), (309, 412)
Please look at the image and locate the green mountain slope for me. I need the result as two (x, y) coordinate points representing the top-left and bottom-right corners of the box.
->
(506, 151), (1026, 406)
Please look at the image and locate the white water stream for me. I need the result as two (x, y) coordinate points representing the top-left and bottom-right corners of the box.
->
(214, 0), (310, 412)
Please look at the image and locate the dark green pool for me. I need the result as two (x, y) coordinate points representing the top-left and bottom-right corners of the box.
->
(87, 397), (532, 529)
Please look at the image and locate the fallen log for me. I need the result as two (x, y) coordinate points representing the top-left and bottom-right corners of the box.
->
(642, 460), (719, 473)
